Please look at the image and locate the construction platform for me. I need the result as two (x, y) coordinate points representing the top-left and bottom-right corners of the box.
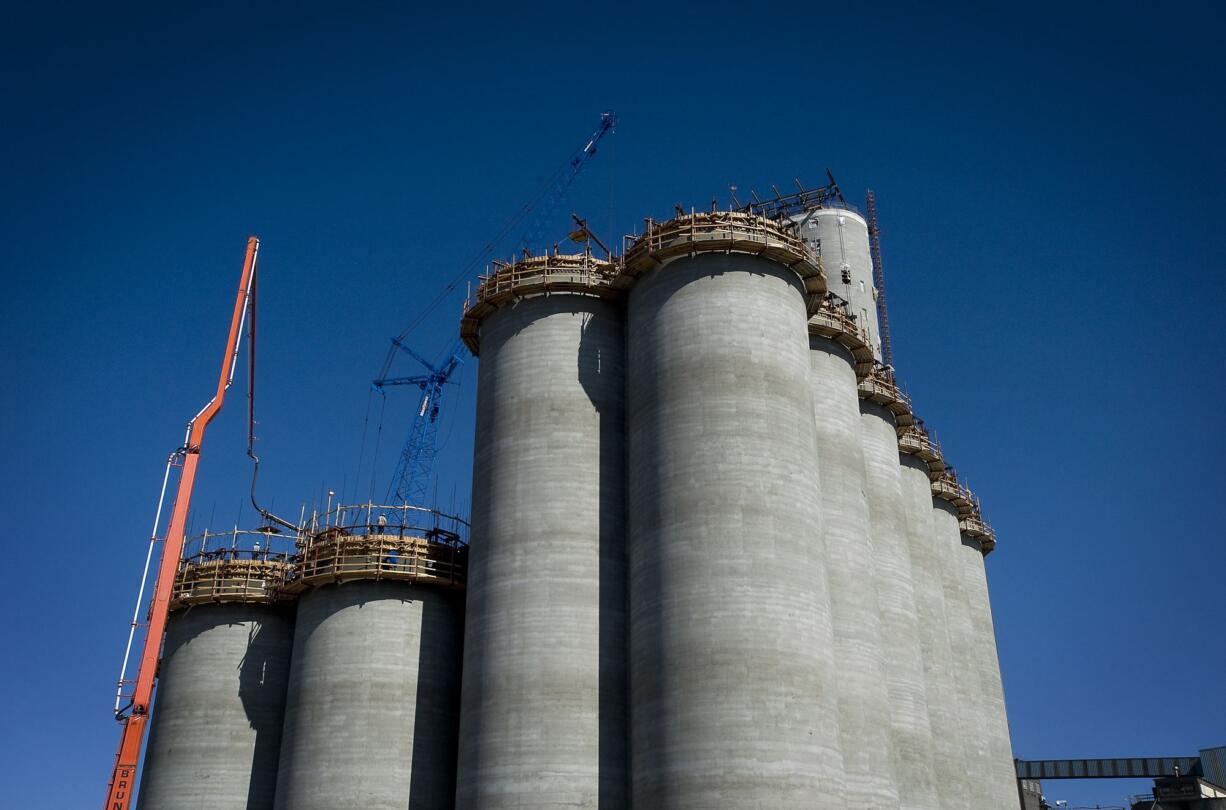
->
(858, 363), (915, 432)
(460, 249), (619, 355)
(809, 291), (875, 379)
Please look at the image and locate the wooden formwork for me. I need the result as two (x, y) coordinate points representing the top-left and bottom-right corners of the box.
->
(284, 532), (467, 593)
(169, 556), (293, 610)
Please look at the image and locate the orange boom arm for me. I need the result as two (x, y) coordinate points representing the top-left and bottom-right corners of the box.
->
(104, 237), (259, 810)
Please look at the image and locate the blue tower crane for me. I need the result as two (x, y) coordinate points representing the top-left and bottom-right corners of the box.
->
(370, 111), (616, 508)
(373, 338), (465, 506)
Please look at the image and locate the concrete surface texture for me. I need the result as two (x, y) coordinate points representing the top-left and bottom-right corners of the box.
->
(456, 294), (627, 809)
(957, 530), (1020, 807)
(932, 499), (998, 808)
(274, 580), (463, 810)
(138, 603), (293, 810)
(898, 455), (971, 810)
(859, 401), (940, 810)
(794, 208), (881, 361)
(626, 254), (845, 809)
(809, 337), (901, 810)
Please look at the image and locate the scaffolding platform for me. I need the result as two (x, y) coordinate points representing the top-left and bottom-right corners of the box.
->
(858, 363), (914, 431)
(897, 417), (947, 477)
(285, 502), (469, 592)
(460, 250), (619, 355)
(617, 210), (825, 307)
(931, 468), (975, 515)
(958, 500), (997, 554)
(809, 292), (875, 379)
(170, 551), (292, 610)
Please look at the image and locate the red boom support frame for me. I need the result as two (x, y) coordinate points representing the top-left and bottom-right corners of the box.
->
(104, 237), (260, 810)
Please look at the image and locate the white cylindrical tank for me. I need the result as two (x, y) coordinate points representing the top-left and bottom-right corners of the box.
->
(624, 214), (843, 809)
(793, 208), (882, 362)
(456, 253), (627, 809)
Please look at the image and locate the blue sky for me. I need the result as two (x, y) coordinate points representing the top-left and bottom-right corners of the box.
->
(1, 2), (1223, 807)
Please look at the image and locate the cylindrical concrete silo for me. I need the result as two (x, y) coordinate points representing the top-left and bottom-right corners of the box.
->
(896, 423), (970, 810)
(857, 366), (940, 810)
(456, 251), (627, 809)
(808, 295), (900, 810)
(624, 212), (844, 809)
(957, 502), (1019, 806)
(275, 517), (466, 810)
(930, 470), (1016, 808)
(793, 207), (882, 362)
(138, 550), (294, 810)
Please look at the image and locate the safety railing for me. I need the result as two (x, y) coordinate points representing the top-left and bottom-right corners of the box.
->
(857, 363), (914, 431)
(304, 501), (469, 545)
(461, 250), (619, 354)
(809, 292), (875, 379)
(618, 210), (825, 306)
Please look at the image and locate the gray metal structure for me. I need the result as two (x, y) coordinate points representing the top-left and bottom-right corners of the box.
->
(809, 334), (900, 809)
(138, 603), (293, 810)
(274, 580), (463, 810)
(623, 215), (844, 808)
(456, 253), (628, 809)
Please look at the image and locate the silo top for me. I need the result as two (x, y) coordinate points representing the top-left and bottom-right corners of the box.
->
(857, 363), (914, 432)
(958, 498), (997, 555)
(809, 291), (874, 379)
(617, 211), (825, 307)
(460, 250), (619, 355)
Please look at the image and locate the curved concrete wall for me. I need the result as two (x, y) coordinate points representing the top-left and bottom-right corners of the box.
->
(138, 603), (293, 810)
(957, 531), (1019, 807)
(859, 402), (939, 810)
(810, 338), (900, 810)
(457, 295), (627, 809)
(627, 254), (844, 809)
(898, 457), (970, 810)
(275, 581), (463, 810)
(794, 208), (881, 361)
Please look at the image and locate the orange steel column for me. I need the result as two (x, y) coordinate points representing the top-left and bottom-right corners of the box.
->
(104, 237), (259, 810)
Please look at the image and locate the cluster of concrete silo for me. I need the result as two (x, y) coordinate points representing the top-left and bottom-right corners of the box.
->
(457, 204), (1017, 809)
(136, 197), (1017, 810)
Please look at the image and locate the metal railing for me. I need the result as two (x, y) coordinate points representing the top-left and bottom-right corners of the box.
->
(858, 363), (914, 430)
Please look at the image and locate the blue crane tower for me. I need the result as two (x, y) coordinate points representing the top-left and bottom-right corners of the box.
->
(373, 338), (465, 506)
(371, 111), (617, 507)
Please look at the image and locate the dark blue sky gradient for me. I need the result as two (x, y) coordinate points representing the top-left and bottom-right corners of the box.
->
(2, 2), (1223, 807)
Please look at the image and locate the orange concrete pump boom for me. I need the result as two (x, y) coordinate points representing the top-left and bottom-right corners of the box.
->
(104, 236), (260, 810)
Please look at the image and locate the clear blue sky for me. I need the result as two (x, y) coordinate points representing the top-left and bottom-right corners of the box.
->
(2, 2), (1222, 807)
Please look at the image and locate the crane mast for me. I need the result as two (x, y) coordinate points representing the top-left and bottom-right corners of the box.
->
(104, 237), (260, 810)
(865, 189), (894, 369)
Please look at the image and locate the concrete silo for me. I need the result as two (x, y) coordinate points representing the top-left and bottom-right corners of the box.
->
(794, 208), (883, 361)
(930, 469), (1017, 807)
(897, 422), (971, 810)
(957, 500), (1019, 806)
(456, 250), (627, 809)
(137, 536), (294, 810)
(808, 293), (901, 810)
(622, 211), (845, 808)
(274, 506), (467, 810)
(858, 365), (940, 810)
